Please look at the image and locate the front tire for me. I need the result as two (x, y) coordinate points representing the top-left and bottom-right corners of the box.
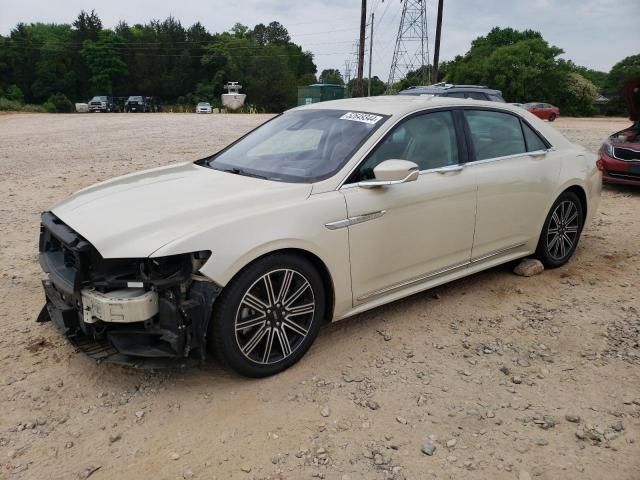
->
(535, 191), (583, 268)
(210, 253), (325, 377)
(548, 113), (556, 122)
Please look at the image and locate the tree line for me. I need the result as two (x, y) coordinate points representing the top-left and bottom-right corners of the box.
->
(0, 13), (638, 115)
(0, 10), (318, 112)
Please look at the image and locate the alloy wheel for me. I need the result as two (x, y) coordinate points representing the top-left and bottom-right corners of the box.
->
(235, 269), (315, 365)
(546, 200), (580, 261)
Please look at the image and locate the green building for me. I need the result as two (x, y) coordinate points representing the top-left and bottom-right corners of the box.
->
(297, 83), (346, 106)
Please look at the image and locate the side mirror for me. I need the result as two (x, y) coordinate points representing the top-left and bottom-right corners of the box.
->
(358, 159), (420, 189)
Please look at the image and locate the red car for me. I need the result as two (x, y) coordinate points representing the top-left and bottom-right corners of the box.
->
(524, 102), (560, 122)
(597, 76), (640, 186)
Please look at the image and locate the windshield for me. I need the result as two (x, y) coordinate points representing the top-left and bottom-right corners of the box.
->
(127, 96), (143, 102)
(198, 102), (210, 107)
(206, 109), (388, 182)
(91, 96), (107, 101)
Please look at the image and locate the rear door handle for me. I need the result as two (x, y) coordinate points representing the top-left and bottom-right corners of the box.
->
(529, 150), (547, 158)
(437, 165), (464, 174)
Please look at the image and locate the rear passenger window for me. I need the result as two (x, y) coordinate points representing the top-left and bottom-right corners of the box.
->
(465, 110), (526, 160)
(522, 123), (547, 151)
(487, 93), (505, 102)
(445, 92), (466, 98)
(465, 92), (487, 100)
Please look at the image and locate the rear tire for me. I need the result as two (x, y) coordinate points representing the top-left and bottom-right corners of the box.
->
(210, 253), (325, 377)
(535, 191), (583, 268)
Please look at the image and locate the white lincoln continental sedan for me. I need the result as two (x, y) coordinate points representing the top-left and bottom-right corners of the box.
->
(38, 96), (601, 376)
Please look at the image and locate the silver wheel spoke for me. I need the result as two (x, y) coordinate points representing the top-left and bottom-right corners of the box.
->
(284, 283), (310, 308)
(547, 200), (581, 260)
(277, 270), (294, 304)
(242, 325), (269, 356)
(276, 328), (292, 356)
(562, 233), (574, 248)
(263, 274), (277, 305)
(282, 318), (309, 337)
(236, 315), (266, 331)
(235, 268), (315, 365)
(242, 293), (268, 314)
(286, 302), (315, 317)
(262, 327), (275, 363)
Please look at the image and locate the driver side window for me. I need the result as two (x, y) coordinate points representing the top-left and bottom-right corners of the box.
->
(350, 110), (460, 182)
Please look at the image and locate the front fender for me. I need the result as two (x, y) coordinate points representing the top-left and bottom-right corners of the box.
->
(151, 191), (354, 320)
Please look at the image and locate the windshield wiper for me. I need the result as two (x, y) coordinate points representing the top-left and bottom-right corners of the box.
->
(222, 167), (269, 180)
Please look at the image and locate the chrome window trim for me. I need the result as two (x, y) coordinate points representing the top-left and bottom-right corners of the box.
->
(356, 242), (526, 301)
(337, 106), (553, 191)
(463, 148), (553, 167)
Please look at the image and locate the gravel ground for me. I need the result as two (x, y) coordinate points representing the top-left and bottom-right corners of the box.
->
(0, 113), (638, 480)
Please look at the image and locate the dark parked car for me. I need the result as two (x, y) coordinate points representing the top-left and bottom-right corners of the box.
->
(597, 76), (640, 186)
(398, 83), (506, 102)
(88, 96), (119, 113)
(125, 96), (162, 113)
(125, 96), (150, 112)
(524, 103), (560, 122)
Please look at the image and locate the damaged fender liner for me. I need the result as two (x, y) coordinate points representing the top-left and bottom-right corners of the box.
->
(38, 212), (222, 368)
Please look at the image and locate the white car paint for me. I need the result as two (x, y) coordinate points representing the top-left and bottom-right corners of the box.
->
(50, 96), (601, 323)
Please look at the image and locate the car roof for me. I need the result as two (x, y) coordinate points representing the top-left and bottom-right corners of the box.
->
(293, 95), (513, 116)
(399, 85), (503, 96)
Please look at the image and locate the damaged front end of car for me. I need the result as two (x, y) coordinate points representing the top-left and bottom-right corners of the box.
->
(38, 212), (221, 368)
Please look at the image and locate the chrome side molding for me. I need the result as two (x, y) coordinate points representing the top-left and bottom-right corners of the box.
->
(356, 242), (527, 301)
(325, 210), (386, 230)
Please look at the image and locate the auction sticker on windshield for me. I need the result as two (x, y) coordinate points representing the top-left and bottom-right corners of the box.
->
(340, 112), (383, 124)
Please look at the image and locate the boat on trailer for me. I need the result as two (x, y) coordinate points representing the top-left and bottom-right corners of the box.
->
(222, 82), (246, 112)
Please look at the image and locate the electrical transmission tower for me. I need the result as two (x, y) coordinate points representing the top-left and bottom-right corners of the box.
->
(387, 0), (430, 92)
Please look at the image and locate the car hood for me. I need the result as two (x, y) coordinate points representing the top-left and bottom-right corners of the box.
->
(622, 76), (640, 121)
(51, 162), (312, 258)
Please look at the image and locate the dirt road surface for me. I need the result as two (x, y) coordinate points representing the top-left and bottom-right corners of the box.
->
(0, 114), (638, 480)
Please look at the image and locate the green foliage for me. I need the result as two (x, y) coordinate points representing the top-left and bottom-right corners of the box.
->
(319, 69), (344, 85)
(442, 26), (635, 116)
(0, 97), (21, 110)
(0, 97), (46, 112)
(43, 93), (74, 112)
(393, 65), (431, 91)
(346, 76), (387, 97)
(563, 72), (598, 116)
(605, 54), (640, 95)
(0, 13), (317, 112)
(81, 30), (127, 94)
(298, 73), (317, 86)
(5, 84), (24, 102)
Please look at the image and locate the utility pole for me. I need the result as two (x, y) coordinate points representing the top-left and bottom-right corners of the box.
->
(368, 12), (374, 96)
(432, 0), (444, 84)
(353, 0), (367, 97)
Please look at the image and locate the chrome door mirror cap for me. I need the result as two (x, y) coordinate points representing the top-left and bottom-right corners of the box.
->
(358, 159), (420, 189)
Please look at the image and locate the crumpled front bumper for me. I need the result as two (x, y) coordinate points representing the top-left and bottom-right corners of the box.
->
(38, 212), (221, 368)
(41, 279), (219, 368)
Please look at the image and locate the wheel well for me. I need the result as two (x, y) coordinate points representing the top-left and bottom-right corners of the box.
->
(241, 248), (335, 323)
(564, 185), (588, 223)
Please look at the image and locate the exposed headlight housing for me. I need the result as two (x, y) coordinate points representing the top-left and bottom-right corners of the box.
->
(602, 141), (613, 157)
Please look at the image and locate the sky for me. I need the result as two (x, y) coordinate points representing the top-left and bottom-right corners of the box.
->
(1, 0), (638, 82)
